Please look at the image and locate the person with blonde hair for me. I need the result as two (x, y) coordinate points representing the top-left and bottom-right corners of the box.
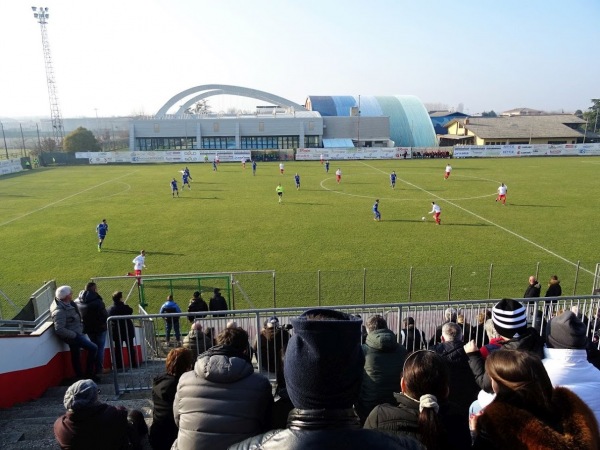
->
(471, 349), (599, 449)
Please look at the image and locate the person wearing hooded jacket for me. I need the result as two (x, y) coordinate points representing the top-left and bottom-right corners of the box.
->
(172, 326), (273, 450)
(545, 274), (562, 297)
(355, 315), (407, 423)
(74, 282), (108, 376)
(229, 309), (424, 450)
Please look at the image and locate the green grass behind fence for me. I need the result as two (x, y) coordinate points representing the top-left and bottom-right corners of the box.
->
(1, 157), (599, 316)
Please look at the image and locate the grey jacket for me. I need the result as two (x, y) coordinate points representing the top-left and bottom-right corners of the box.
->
(173, 346), (273, 450)
(50, 298), (83, 341)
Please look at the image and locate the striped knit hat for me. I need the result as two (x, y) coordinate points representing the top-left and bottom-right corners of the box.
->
(492, 298), (527, 338)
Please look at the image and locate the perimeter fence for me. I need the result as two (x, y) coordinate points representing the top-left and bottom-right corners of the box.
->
(107, 295), (600, 395)
(2, 261), (600, 323)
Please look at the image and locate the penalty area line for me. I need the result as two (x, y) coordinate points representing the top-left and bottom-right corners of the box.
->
(0, 171), (138, 228)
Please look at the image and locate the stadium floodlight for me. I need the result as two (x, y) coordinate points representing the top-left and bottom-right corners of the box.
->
(31, 6), (64, 148)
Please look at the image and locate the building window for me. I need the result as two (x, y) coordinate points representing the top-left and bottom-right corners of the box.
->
(304, 135), (320, 148)
(201, 137), (235, 149)
(241, 135), (299, 149)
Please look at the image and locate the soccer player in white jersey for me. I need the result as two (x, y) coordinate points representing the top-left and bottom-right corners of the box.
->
(429, 201), (442, 225)
(444, 164), (452, 180)
(496, 183), (508, 204)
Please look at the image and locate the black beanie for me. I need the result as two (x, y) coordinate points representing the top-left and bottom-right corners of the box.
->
(546, 311), (588, 349)
(492, 298), (527, 338)
(284, 309), (365, 410)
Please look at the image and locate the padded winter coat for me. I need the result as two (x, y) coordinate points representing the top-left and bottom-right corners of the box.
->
(172, 345), (273, 450)
(543, 346), (600, 427)
(229, 408), (425, 450)
(356, 328), (406, 421)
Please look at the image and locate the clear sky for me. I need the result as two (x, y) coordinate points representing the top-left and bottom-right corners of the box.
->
(2, 0), (599, 119)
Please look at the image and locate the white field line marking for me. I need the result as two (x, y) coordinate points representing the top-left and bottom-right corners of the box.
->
(60, 181), (132, 207)
(0, 171), (137, 228)
(319, 173), (498, 202)
(360, 162), (594, 276)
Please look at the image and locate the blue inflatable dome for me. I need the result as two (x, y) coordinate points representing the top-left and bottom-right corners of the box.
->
(307, 95), (437, 147)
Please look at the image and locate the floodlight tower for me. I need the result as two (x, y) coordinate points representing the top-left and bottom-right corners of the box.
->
(31, 6), (64, 147)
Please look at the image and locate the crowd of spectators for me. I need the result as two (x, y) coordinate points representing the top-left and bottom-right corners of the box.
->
(51, 281), (600, 450)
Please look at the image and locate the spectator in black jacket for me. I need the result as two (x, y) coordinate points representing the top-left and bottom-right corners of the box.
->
(75, 282), (108, 376)
(432, 322), (480, 417)
(401, 317), (426, 353)
(149, 348), (194, 450)
(545, 275), (562, 297)
(364, 350), (471, 450)
(187, 291), (208, 323)
(107, 291), (137, 369)
(524, 275), (541, 298)
(230, 309), (423, 450)
(429, 307), (457, 346)
(209, 288), (228, 315)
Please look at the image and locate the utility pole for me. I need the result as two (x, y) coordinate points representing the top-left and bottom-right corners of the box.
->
(1, 121), (8, 159)
(32, 6), (64, 148)
(357, 95), (361, 148)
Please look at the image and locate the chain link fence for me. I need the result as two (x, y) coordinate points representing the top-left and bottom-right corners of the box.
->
(2, 262), (599, 322)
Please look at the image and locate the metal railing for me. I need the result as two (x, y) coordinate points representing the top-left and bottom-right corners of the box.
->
(105, 295), (600, 396)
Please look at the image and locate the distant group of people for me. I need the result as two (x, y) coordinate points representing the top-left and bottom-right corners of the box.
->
(52, 298), (600, 450)
(158, 288), (229, 345)
(50, 283), (140, 382)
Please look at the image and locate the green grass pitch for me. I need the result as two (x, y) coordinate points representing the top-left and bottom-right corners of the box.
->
(1, 156), (599, 315)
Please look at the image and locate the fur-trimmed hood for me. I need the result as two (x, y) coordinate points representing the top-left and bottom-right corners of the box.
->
(474, 387), (600, 449)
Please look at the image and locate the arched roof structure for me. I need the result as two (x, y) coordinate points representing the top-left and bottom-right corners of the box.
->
(156, 84), (307, 118)
(306, 95), (437, 147)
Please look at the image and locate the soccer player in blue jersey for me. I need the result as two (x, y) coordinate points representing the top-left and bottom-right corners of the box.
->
(390, 171), (397, 189)
(252, 160), (257, 176)
(171, 178), (179, 198)
(96, 219), (108, 252)
(184, 166), (192, 180)
(325, 161), (330, 173)
(294, 173), (301, 190)
(373, 199), (381, 221)
(182, 172), (191, 190)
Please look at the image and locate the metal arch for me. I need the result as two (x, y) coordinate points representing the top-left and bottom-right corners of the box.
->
(155, 84), (307, 118)
(175, 90), (224, 117)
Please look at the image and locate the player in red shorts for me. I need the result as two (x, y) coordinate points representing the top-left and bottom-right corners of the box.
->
(496, 183), (508, 204)
(335, 168), (342, 184)
(444, 164), (452, 180)
(132, 250), (146, 276)
(429, 201), (442, 225)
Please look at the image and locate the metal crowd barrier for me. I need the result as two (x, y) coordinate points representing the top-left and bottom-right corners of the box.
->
(106, 296), (600, 396)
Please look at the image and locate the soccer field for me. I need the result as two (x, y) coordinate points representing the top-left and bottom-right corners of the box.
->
(1, 156), (599, 313)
